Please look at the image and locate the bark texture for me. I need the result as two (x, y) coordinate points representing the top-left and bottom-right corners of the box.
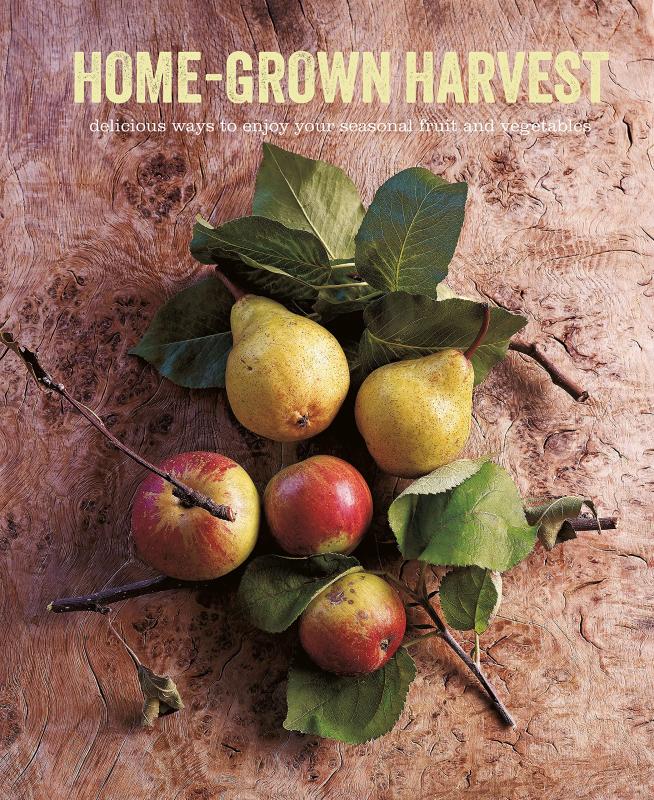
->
(1, 1), (653, 798)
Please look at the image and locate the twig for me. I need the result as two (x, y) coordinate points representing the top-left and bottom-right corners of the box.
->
(47, 576), (214, 613)
(571, 516), (616, 531)
(509, 341), (589, 402)
(1, 332), (235, 522)
(46, 514), (617, 614)
(387, 570), (514, 725)
(413, 592), (516, 727)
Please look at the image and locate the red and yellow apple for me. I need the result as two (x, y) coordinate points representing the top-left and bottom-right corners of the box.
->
(263, 455), (373, 556)
(299, 572), (406, 675)
(131, 451), (259, 581)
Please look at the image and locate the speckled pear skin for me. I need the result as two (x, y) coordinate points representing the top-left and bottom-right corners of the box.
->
(226, 295), (350, 442)
(354, 350), (474, 478)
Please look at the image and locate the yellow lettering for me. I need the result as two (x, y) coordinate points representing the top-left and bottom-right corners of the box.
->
(178, 52), (201, 103)
(436, 52), (464, 103)
(406, 52), (434, 103)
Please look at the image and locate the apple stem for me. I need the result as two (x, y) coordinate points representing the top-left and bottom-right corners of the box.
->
(463, 304), (491, 361)
(1, 332), (236, 523)
(215, 267), (246, 301)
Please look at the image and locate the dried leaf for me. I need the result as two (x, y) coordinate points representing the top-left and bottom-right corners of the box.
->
(137, 664), (184, 727)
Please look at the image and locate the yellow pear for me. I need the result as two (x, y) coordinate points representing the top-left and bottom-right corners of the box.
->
(354, 307), (489, 478)
(225, 294), (350, 442)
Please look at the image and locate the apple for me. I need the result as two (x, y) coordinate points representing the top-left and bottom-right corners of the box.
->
(263, 455), (373, 556)
(131, 451), (260, 581)
(299, 572), (406, 675)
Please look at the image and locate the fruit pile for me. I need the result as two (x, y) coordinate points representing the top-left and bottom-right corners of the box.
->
(7, 144), (604, 744)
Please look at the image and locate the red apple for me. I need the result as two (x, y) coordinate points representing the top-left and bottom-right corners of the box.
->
(131, 451), (260, 580)
(263, 455), (373, 556)
(299, 572), (406, 675)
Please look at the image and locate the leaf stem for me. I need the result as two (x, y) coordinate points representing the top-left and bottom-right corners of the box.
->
(1, 332), (235, 523)
(403, 630), (441, 648)
(320, 281), (369, 289)
(416, 562), (427, 595)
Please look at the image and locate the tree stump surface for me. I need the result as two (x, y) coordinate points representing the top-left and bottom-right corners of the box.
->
(1, 2), (653, 798)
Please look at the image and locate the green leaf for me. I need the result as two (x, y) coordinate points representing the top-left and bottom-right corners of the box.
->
(284, 648), (416, 744)
(355, 168), (467, 296)
(191, 216), (331, 298)
(392, 456), (490, 501)
(388, 461), (537, 571)
(359, 293), (527, 385)
(129, 276), (233, 388)
(525, 496), (598, 550)
(439, 567), (502, 634)
(138, 664), (184, 726)
(189, 215), (221, 264)
(254, 143), (365, 260)
(237, 554), (362, 634)
(313, 267), (383, 322)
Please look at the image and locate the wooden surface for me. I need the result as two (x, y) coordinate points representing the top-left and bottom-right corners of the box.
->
(1, 1), (653, 798)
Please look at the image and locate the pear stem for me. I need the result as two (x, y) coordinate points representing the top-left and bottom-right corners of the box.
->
(215, 267), (246, 301)
(1, 332), (235, 523)
(463, 304), (491, 361)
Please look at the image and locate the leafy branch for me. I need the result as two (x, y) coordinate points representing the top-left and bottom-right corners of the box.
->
(384, 568), (515, 726)
(46, 512), (616, 614)
(1, 332), (235, 522)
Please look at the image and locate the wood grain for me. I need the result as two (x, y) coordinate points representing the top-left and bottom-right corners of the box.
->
(1, 1), (653, 798)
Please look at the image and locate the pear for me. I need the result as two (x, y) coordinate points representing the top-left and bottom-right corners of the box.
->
(354, 307), (490, 478)
(225, 293), (350, 442)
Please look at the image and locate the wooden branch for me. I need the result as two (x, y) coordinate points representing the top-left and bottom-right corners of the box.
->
(509, 341), (589, 402)
(1, 332), (235, 522)
(46, 515), (616, 614)
(47, 576), (215, 613)
(572, 516), (616, 531)
(384, 573), (516, 727)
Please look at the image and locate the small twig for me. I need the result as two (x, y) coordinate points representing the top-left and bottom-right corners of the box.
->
(509, 341), (589, 402)
(570, 516), (616, 531)
(415, 594), (515, 727)
(47, 576), (214, 614)
(1, 332), (235, 523)
(383, 570), (514, 726)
